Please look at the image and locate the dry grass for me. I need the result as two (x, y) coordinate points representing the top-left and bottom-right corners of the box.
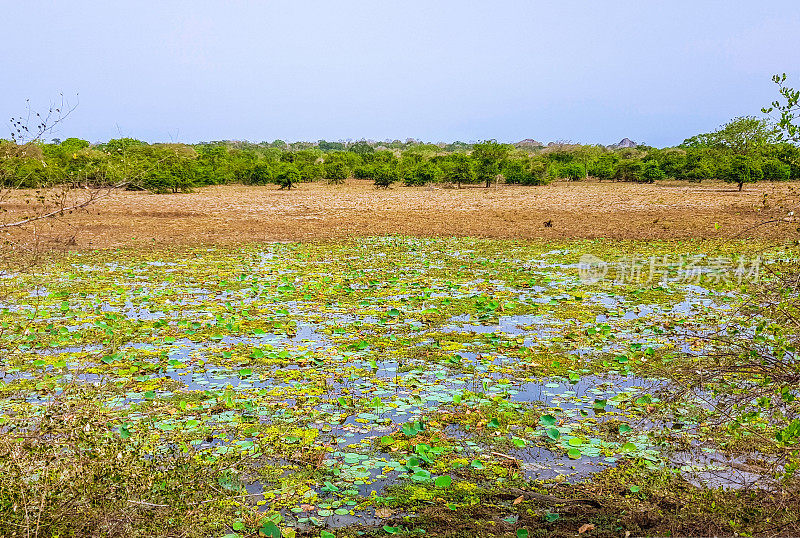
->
(1, 179), (798, 249)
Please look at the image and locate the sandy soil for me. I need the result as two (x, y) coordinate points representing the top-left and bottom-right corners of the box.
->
(1, 179), (798, 249)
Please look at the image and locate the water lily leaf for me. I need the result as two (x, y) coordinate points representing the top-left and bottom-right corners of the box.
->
(258, 522), (281, 538)
(434, 475), (452, 488)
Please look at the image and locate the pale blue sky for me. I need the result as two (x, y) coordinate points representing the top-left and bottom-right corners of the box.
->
(3, 1), (798, 146)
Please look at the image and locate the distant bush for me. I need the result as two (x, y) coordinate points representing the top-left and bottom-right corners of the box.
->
(2, 134), (798, 194)
(299, 162), (323, 182)
(588, 158), (616, 180)
(275, 162), (300, 189)
(247, 162), (275, 185)
(440, 154), (475, 188)
(353, 165), (374, 180)
(614, 159), (644, 182)
(501, 159), (527, 184)
(641, 160), (666, 182)
(373, 164), (399, 188)
(550, 161), (585, 181)
(323, 161), (349, 184)
(685, 161), (716, 182)
(403, 161), (439, 186)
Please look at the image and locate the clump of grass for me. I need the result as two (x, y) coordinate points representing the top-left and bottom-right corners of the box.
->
(0, 384), (240, 537)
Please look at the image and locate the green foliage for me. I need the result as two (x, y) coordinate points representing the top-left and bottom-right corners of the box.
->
(641, 160), (666, 182)
(403, 161), (439, 186)
(684, 116), (779, 155)
(353, 165), (374, 180)
(722, 154), (763, 190)
(0, 122), (795, 193)
(501, 159), (527, 184)
(275, 162), (301, 189)
(614, 159), (644, 182)
(471, 140), (512, 187)
(763, 73), (800, 143)
(247, 162), (275, 185)
(557, 161), (586, 181)
(588, 153), (618, 180)
(348, 140), (375, 155)
(323, 160), (349, 184)
(440, 153), (475, 188)
(373, 164), (399, 188)
(761, 158), (791, 181)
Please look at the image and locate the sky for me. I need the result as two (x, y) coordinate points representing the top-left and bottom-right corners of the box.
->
(2, 1), (799, 147)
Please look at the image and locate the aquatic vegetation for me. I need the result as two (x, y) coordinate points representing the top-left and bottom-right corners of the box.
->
(0, 237), (795, 536)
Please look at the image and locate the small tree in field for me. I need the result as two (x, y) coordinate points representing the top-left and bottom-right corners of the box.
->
(276, 162), (300, 189)
(723, 155), (763, 191)
(471, 140), (511, 187)
(443, 154), (475, 189)
(373, 164), (398, 189)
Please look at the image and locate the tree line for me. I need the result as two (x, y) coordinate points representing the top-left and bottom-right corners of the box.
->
(1, 117), (799, 193)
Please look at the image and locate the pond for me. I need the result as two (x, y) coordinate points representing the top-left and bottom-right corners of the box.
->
(0, 237), (781, 534)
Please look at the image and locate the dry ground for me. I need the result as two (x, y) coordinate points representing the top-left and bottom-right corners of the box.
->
(2, 179), (798, 249)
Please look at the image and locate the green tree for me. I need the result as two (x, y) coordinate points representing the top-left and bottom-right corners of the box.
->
(471, 140), (511, 187)
(347, 140), (374, 155)
(275, 162), (300, 189)
(323, 160), (349, 184)
(404, 161), (439, 186)
(501, 159), (527, 184)
(691, 116), (779, 155)
(373, 164), (399, 188)
(760, 158), (791, 181)
(588, 153), (618, 180)
(614, 159), (644, 182)
(248, 162), (274, 185)
(722, 155), (763, 191)
(442, 154), (474, 189)
(641, 160), (666, 182)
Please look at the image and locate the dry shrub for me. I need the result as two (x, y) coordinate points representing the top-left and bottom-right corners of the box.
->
(0, 142), (45, 160)
(0, 384), (232, 537)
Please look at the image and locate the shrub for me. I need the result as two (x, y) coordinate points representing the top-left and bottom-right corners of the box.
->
(404, 162), (439, 186)
(614, 159), (644, 182)
(323, 161), (349, 184)
(501, 159), (527, 184)
(353, 165), (374, 180)
(373, 164), (399, 188)
(588, 154), (617, 180)
(299, 162), (324, 182)
(685, 161), (716, 182)
(550, 161), (585, 181)
(722, 155), (763, 191)
(275, 162), (300, 189)
(248, 162), (275, 185)
(441, 154), (475, 188)
(761, 158), (791, 181)
(641, 160), (666, 182)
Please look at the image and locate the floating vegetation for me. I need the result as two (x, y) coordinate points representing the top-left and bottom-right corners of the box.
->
(0, 238), (794, 536)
